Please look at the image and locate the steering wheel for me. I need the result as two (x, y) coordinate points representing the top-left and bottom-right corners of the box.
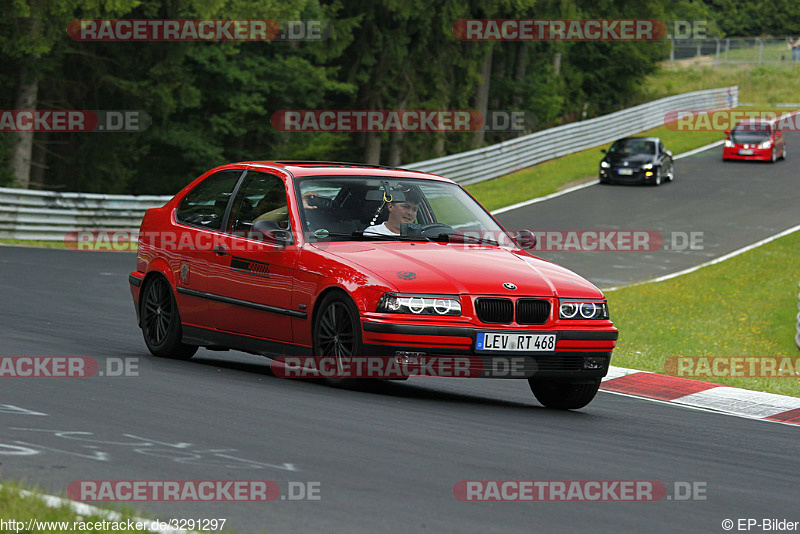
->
(417, 223), (455, 238)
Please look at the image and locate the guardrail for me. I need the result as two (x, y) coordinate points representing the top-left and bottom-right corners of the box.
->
(0, 189), (169, 241)
(0, 86), (737, 241)
(408, 86), (737, 184)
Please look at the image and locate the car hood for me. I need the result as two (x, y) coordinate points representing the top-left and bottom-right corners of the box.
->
(730, 134), (770, 145)
(605, 153), (655, 166)
(315, 241), (604, 298)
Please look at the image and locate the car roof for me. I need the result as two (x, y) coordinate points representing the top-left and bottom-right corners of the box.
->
(234, 161), (455, 182)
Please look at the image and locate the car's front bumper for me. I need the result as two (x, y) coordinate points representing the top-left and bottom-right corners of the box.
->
(722, 146), (772, 161)
(361, 320), (617, 379)
(599, 167), (657, 184)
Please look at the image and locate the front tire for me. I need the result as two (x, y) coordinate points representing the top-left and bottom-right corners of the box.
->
(528, 378), (601, 410)
(313, 292), (363, 388)
(651, 168), (662, 186)
(141, 275), (197, 360)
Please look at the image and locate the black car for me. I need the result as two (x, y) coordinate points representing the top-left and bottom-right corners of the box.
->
(599, 137), (674, 186)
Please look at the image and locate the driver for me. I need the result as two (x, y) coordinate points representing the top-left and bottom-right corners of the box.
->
(364, 192), (420, 236)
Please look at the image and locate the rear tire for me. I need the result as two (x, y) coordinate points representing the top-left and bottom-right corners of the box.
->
(141, 275), (197, 360)
(528, 378), (601, 410)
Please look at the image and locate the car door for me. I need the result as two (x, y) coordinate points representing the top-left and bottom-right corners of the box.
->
(204, 169), (300, 346)
(171, 168), (246, 328)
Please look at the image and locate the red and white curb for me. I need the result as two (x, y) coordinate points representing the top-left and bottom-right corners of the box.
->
(601, 366), (800, 426)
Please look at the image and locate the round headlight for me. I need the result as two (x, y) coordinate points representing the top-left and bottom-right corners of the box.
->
(433, 299), (451, 315)
(408, 297), (426, 314)
(560, 302), (579, 318)
(579, 302), (597, 319)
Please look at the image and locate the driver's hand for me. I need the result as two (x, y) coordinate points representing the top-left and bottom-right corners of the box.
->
(302, 192), (319, 209)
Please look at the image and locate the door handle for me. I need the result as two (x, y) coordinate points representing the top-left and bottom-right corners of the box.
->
(214, 245), (227, 256)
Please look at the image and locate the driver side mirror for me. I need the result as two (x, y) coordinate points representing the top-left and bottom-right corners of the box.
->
(513, 230), (537, 250)
(600, 149), (607, 154)
(251, 220), (293, 246)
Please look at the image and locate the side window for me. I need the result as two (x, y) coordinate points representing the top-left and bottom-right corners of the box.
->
(175, 170), (243, 230)
(228, 171), (288, 234)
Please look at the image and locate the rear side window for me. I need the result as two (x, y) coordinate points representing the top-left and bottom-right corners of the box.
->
(175, 170), (243, 230)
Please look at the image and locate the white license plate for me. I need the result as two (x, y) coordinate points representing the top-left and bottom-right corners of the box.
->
(738, 149), (753, 155)
(476, 332), (556, 353)
(617, 168), (634, 175)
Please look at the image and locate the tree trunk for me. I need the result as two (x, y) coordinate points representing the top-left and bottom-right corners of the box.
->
(434, 133), (445, 157)
(512, 45), (527, 108)
(364, 132), (382, 164)
(387, 130), (403, 167)
(29, 132), (49, 188)
(471, 47), (493, 148)
(10, 63), (39, 189)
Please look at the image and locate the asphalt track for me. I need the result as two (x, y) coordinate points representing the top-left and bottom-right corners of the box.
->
(496, 135), (800, 288)
(1, 140), (799, 533)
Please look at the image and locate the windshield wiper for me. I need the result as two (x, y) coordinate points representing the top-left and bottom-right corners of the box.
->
(308, 229), (430, 242)
(448, 231), (500, 246)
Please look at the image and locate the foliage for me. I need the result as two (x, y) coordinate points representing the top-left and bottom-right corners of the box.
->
(0, 0), (786, 193)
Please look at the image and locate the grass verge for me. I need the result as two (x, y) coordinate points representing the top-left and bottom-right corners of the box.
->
(467, 125), (722, 211)
(0, 239), (71, 249)
(605, 229), (800, 398)
(468, 61), (800, 210)
(0, 482), (174, 533)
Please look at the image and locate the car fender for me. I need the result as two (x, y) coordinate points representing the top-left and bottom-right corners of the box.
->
(143, 257), (177, 292)
(305, 249), (397, 313)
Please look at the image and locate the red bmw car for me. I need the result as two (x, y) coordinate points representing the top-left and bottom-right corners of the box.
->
(129, 162), (617, 409)
(723, 119), (786, 162)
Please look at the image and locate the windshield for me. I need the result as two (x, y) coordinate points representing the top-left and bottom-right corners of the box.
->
(295, 176), (510, 244)
(608, 138), (656, 156)
(731, 123), (771, 143)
